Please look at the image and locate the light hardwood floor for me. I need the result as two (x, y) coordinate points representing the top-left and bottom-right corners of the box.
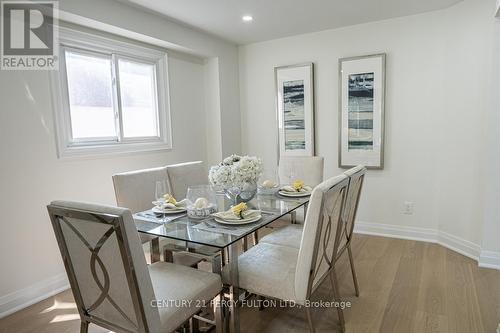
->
(1, 235), (499, 333)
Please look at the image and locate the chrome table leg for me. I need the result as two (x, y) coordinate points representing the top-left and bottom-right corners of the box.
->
(227, 243), (240, 333)
(150, 237), (160, 263)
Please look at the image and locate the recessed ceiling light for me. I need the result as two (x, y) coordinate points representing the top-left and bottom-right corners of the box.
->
(242, 15), (253, 22)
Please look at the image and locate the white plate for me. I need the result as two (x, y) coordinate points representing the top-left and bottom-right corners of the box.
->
(278, 190), (311, 198)
(152, 206), (187, 214)
(214, 215), (261, 225)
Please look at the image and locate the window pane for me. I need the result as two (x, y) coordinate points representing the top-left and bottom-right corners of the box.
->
(118, 59), (159, 138)
(65, 50), (116, 139)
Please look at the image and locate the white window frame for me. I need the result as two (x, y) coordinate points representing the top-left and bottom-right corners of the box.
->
(50, 27), (172, 158)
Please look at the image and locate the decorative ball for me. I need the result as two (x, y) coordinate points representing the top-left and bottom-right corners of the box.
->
(194, 197), (208, 209)
(262, 180), (276, 188)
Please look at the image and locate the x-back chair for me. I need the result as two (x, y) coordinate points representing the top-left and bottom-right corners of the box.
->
(47, 201), (223, 333)
(232, 175), (350, 332)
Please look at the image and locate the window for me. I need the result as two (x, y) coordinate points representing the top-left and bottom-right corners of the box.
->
(51, 27), (171, 158)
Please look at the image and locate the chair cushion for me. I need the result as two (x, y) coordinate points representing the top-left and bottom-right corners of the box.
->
(260, 224), (303, 249)
(148, 262), (222, 332)
(229, 243), (301, 303)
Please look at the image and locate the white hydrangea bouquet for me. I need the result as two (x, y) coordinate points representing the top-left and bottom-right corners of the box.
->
(209, 154), (263, 203)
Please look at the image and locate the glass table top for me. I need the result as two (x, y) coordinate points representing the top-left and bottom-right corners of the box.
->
(133, 192), (309, 249)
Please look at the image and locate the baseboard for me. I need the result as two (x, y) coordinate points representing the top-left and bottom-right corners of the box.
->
(437, 230), (481, 261)
(354, 221), (488, 266)
(354, 221), (438, 243)
(0, 273), (69, 319)
(1, 223), (498, 319)
(478, 250), (500, 270)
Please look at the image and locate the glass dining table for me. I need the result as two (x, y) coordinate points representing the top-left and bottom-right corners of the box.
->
(133, 192), (310, 333)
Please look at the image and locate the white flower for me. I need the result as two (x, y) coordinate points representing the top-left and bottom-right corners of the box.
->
(209, 155), (263, 189)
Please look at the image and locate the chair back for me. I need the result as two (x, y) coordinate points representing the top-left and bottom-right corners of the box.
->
(278, 156), (324, 187)
(166, 161), (207, 199)
(47, 201), (160, 333)
(294, 175), (349, 302)
(112, 166), (169, 213)
(343, 166), (366, 244)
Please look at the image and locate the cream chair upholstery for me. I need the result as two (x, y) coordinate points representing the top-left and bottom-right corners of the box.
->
(47, 201), (223, 333)
(166, 161), (207, 199)
(112, 166), (169, 263)
(232, 175), (349, 332)
(275, 156), (324, 226)
(278, 156), (324, 187)
(112, 166), (205, 267)
(112, 166), (169, 214)
(260, 165), (366, 299)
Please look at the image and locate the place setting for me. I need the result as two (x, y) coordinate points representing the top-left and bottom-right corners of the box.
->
(192, 202), (263, 236)
(135, 181), (188, 223)
(278, 179), (313, 198)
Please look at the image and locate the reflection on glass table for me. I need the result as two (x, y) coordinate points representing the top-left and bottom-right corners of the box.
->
(133, 192), (309, 249)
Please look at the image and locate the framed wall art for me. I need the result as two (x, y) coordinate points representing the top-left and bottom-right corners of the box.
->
(275, 63), (315, 158)
(339, 54), (386, 169)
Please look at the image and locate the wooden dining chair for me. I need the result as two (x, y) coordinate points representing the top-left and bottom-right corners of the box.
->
(47, 201), (223, 333)
(229, 174), (350, 332)
(259, 165), (367, 298)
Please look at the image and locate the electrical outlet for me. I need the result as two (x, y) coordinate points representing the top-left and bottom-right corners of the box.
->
(403, 201), (414, 215)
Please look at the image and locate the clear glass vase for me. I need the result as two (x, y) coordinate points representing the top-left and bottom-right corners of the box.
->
(224, 181), (257, 205)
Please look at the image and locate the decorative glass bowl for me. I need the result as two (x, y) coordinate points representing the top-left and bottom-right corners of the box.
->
(186, 185), (217, 219)
(257, 169), (280, 195)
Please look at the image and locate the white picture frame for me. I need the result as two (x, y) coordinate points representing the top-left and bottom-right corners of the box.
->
(339, 54), (386, 169)
(275, 63), (315, 158)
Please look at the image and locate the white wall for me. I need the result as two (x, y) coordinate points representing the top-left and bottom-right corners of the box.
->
(480, 13), (500, 259)
(0, 0), (241, 316)
(239, 0), (496, 259)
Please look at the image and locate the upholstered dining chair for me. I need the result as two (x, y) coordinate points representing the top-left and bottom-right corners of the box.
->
(276, 156), (324, 225)
(166, 161), (208, 199)
(112, 166), (168, 263)
(112, 167), (202, 267)
(259, 165), (366, 298)
(278, 156), (324, 188)
(230, 175), (350, 332)
(47, 201), (223, 333)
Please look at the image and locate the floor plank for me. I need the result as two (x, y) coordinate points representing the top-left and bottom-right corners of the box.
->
(1, 235), (499, 333)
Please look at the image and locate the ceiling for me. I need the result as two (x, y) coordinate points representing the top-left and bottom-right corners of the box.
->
(124, 0), (463, 45)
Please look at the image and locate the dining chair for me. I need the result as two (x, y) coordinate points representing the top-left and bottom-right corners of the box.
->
(229, 174), (350, 332)
(47, 201), (223, 333)
(278, 156), (324, 188)
(276, 156), (324, 225)
(112, 167), (202, 267)
(259, 165), (366, 298)
(166, 161), (208, 199)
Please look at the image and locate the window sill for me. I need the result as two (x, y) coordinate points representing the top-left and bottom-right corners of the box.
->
(56, 140), (172, 159)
